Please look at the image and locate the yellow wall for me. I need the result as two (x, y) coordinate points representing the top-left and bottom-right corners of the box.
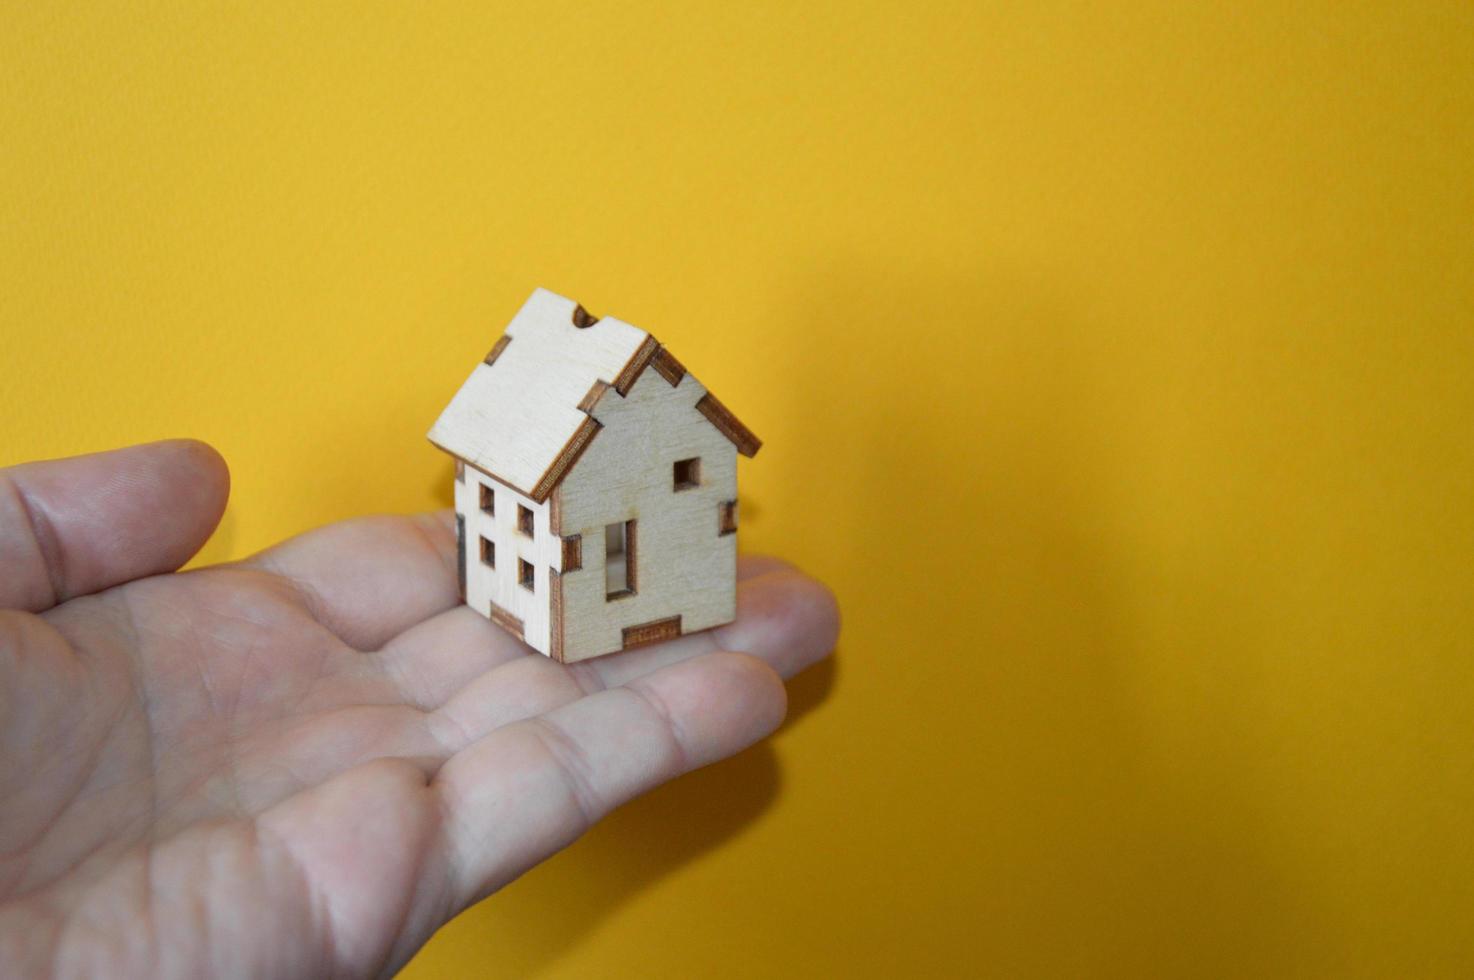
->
(3, 3), (1471, 975)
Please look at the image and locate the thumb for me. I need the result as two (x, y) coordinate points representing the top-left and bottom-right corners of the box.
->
(0, 439), (229, 612)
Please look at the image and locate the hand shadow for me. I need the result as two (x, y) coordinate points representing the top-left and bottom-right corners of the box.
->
(418, 653), (836, 976)
(411, 405), (838, 976)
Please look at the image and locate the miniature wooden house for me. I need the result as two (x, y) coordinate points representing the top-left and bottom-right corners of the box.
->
(428, 288), (761, 663)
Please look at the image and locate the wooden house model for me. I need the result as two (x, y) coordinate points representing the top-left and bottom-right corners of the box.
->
(428, 288), (762, 663)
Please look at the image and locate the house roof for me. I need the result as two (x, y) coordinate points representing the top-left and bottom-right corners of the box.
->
(428, 288), (760, 502)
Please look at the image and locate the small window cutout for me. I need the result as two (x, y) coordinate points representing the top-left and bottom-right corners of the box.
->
(480, 536), (495, 567)
(480, 483), (494, 515)
(518, 558), (535, 591)
(605, 520), (636, 599)
(673, 457), (701, 491)
(517, 504), (535, 537)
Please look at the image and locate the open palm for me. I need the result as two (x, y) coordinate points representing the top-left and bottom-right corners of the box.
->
(0, 441), (837, 978)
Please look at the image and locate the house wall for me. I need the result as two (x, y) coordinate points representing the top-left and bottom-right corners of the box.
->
(552, 365), (738, 662)
(454, 466), (559, 656)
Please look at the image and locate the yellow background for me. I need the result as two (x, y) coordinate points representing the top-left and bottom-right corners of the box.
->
(3, 3), (1471, 976)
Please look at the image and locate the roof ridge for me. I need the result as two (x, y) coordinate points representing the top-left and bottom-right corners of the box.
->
(429, 290), (761, 503)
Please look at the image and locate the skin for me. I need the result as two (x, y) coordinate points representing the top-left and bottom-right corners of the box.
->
(0, 440), (839, 978)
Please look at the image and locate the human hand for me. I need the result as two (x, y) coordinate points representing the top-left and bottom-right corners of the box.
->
(0, 441), (837, 978)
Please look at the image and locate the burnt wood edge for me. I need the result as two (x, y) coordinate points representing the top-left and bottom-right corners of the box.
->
(455, 514), (467, 597)
(549, 568), (565, 662)
(561, 533), (582, 571)
(651, 346), (686, 386)
(612, 335), (661, 396)
(578, 379), (612, 414)
(696, 392), (762, 457)
(489, 601), (525, 639)
(483, 334), (512, 366)
(529, 415), (602, 503)
(626, 518), (638, 595)
(580, 342), (683, 419)
(621, 615), (683, 651)
(572, 303), (599, 328)
(438, 329), (753, 506)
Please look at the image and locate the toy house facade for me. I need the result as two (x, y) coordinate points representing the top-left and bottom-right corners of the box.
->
(428, 289), (761, 663)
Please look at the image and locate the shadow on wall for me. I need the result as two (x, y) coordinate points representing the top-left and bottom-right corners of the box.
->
(429, 460), (455, 509)
(757, 261), (1294, 975)
(410, 261), (1293, 975)
(420, 661), (834, 977)
(405, 364), (842, 974)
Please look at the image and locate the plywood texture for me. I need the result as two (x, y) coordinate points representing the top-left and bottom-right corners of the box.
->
(437, 288), (756, 661)
(429, 288), (650, 500)
(455, 471), (560, 653)
(553, 365), (738, 661)
(622, 615), (683, 650)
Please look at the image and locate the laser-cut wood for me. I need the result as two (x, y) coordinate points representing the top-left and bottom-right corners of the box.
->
(612, 335), (660, 396)
(549, 568), (565, 663)
(571, 303), (599, 328)
(622, 615), (682, 650)
(430, 288), (761, 661)
(674, 457), (701, 491)
(455, 514), (466, 598)
(483, 335), (511, 366)
(696, 392), (762, 457)
(651, 346), (686, 386)
(561, 533), (582, 572)
(489, 601), (524, 639)
(604, 518), (637, 601)
(578, 380), (611, 414)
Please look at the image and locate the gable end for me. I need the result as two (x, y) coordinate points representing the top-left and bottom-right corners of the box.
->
(432, 290), (762, 504)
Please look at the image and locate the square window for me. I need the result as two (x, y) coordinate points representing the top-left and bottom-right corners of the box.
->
(517, 504), (535, 537)
(673, 457), (701, 491)
(480, 536), (494, 567)
(480, 483), (494, 515)
(518, 558), (535, 592)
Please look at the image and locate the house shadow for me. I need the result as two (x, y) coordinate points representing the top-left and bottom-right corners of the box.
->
(400, 257), (1294, 974)
(730, 260), (1299, 974)
(412, 634), (838, 978)
(429, 461), (456, 509)
(402, 421), (840, 977)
